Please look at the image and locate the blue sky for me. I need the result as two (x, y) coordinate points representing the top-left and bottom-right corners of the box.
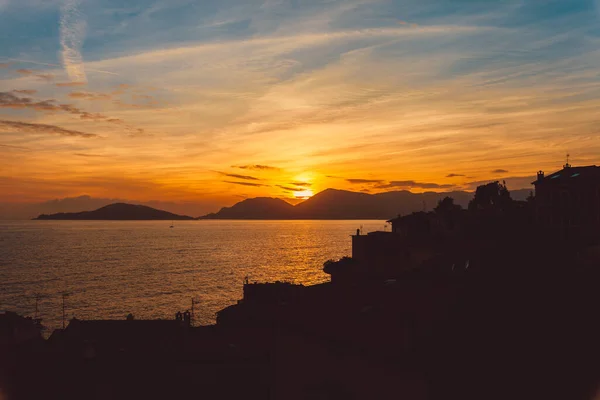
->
(1, 0), (600, 213)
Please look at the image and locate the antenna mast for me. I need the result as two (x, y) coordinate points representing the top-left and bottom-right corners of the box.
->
(191, 296), (200, 327)
(61, 292), (71, 329)
(34, 294), (40, 320)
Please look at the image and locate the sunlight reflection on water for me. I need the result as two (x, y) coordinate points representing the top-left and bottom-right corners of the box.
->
(0, 220), (385, 330)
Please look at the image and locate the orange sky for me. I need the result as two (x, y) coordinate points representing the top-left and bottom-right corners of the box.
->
(2, 0), (600, 215)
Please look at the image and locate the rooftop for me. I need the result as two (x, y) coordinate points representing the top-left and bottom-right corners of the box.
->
(533, 165), (600, 185)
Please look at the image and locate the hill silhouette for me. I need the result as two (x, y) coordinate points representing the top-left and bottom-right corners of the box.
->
(34, 203), (194, 220)
(199, 188), (531, 220)
(200, 197), (295, 219)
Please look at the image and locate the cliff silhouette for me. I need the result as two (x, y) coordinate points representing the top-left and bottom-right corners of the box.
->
(34, 203), (194, 220)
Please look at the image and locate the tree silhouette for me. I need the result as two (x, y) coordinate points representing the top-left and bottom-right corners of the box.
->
(468, 181), (512, 211)
(434, 196), (462, 214)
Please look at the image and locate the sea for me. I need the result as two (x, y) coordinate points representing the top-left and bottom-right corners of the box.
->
(0, 220), (385, 332)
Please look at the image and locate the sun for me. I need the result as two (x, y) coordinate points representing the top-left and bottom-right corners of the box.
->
(294, 189), (314, 199)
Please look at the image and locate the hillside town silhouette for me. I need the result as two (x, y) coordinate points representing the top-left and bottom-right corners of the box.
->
(3, 162), (600, 400)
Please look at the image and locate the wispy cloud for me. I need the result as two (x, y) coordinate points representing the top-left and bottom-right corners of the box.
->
(5, 58), (116, 76)
(346, 178), (385, 184)
(56, 81), (87, 87)
(233, 164), (280, 171)
(216, 171), (260, 180)
(276, 185), (303, 191)
(0, 92), (132, 129)
(0, 143), (30, 150)
(36, 73), (54, 81)
(60, 0), (87, 82)
(466, 176), (535, 191)
(13, 69), (54, 81)
(375, 180), (455, 189)
(289, 181), (311, 187)
(446, 173), (465, 178)
(74, 153), (107, 157)
(223, 180), (267, 187)
(0, 120), (99, 138)
(491, 169), (509, 174)
(68, 91), (111, 100)
(12, 89), (37, 95)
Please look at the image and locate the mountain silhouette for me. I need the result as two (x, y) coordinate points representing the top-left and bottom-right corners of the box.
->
(34, 203), (194, 220)
(199, 188), (531, 220)
(200, 197), (295, 219)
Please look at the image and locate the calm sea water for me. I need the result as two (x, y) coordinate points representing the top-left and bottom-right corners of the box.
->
(0, 220), (384, 331)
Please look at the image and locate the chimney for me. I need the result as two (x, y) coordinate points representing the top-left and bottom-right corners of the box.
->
(537, 170), (544, 181)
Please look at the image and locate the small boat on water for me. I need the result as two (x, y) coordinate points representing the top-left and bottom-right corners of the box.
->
(170, 220), (174, 228)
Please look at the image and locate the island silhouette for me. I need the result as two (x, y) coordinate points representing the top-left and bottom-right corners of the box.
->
(34, 203), (194, 220)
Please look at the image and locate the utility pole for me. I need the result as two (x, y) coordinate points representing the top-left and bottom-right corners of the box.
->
(61, 292), (70, 329)
(191, 296), (200, 327)
(34, 294), (39, 320)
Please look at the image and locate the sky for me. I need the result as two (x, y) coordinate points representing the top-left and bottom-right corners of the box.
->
(2, 0), (600, 215)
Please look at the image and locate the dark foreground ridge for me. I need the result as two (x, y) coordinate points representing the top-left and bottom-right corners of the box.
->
(34, 202), (194, 220)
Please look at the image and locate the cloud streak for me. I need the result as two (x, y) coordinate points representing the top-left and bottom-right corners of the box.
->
(0, 92), (133, 130)
(375, 180), (455, 189)
(233, 164), (280, 171)
(56, 81), (87, 87)
(0, 143), (30, 150)
(68, 91), (111, 100)
(14, 69), (54, 81)
(36, 73), (54, 81)
(0, 120), (99, 138)
(289, 181), (311, 187)
(223, 181), (267, 187)
(276, 185), (304, 191)
(60, 0), (87, 82)
(216, 171), (260, 180)
(346, 178), (385, 184)
(12, 89), (37, 95)
(73, 153), (107, 157)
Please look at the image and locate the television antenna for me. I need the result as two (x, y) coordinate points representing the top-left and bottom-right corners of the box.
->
(33, 294), (41, 320)
(61, 291), (72, 329)
(191, 296), (201, 326)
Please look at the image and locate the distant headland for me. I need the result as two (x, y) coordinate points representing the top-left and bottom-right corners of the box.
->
(34, 203), (194, 220)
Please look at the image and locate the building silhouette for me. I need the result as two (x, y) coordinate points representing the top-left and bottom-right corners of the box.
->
(533, 163), (600, 242)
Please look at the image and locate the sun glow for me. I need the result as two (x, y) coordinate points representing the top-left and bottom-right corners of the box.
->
(294, 189), (314, 199)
